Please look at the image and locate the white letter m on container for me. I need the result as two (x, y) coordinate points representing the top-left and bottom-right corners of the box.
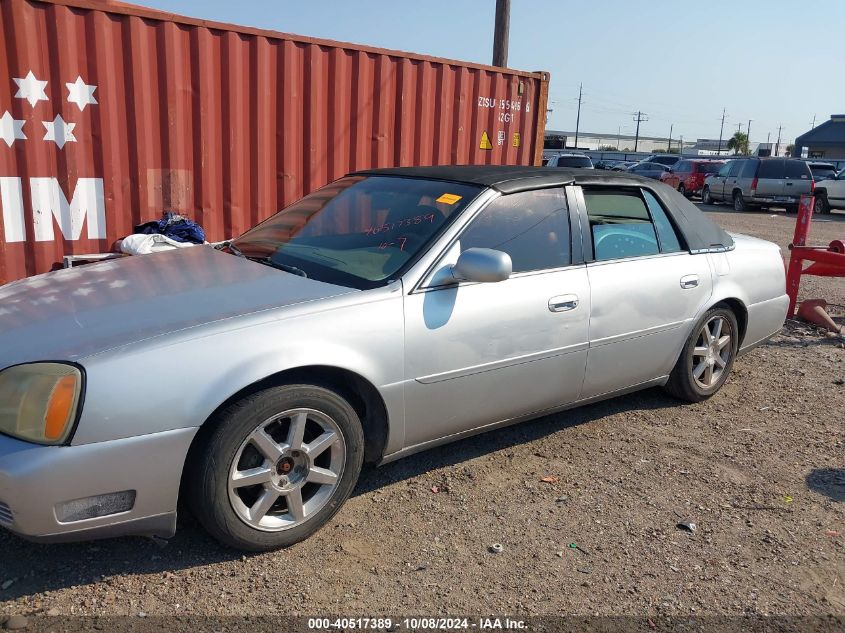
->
(30, 177), (106, 241)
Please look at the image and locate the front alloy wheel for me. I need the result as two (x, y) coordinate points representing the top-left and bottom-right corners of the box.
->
(228, 408), (346, 531)
(665, 306), (738, 402)
(189, 384), (364, 551)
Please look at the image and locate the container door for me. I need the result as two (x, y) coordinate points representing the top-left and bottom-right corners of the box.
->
(402, 188), (589, 448)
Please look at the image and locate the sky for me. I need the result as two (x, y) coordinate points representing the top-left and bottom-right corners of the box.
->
(138, 0), (842, 146)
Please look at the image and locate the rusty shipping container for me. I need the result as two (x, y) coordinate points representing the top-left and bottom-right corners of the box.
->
(0, 0), (550, 283)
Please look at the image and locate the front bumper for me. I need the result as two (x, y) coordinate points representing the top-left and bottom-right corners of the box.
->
(0, 427), (197, 543)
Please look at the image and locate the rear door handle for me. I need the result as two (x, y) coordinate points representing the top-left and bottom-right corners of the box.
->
(549, 294), (579, 312)
(680, 274), (699, 289)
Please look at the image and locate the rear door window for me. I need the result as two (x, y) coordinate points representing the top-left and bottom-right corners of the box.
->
(758, 160), (785, 179)
(583, 188), (679, 261)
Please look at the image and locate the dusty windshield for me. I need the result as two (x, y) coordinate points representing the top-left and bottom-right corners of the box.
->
(231, 176), (482, 288)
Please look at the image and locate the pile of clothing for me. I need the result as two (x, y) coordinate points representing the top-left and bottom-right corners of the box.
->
(118, 212), (206, 255)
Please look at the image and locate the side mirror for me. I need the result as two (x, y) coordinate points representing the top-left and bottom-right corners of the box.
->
(451, 248), (512, 283)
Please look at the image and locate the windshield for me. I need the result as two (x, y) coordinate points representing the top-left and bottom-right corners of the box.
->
(556, 156), (592, 168)
(231, 176), (483, 289)
(698, 162), (723, 174)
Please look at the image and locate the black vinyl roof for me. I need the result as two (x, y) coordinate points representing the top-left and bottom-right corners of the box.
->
(354, 165), (734, 252)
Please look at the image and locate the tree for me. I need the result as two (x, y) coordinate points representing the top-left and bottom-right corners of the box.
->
(786, 144), (795, 157)
(727, 132), (749, 155)
(598, 145), (618, 151)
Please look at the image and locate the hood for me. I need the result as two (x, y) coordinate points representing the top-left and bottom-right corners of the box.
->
(0, 246), (355, 366)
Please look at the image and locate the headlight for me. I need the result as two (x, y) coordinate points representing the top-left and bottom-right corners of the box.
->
(0, 363), (83, 445)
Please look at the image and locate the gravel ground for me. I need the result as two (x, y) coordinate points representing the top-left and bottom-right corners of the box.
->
(1, 203), (843, 620)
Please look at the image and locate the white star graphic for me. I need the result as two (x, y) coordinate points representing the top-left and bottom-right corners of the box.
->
(13, 71), (49, 107)
(66, 76), (98, 111)
(43, 114), (76, 149)
(0, 111), (26, 147)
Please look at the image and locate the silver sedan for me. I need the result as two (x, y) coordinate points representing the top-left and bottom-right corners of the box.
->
(0, 166), (788, 550)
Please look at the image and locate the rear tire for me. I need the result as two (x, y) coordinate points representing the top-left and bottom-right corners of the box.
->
(733, 190), (748, 212)
(665, 307), (739, 403)
(189, 384), (364, 551)
(678, 184), (687, 197)
(815, 193), (830, 215)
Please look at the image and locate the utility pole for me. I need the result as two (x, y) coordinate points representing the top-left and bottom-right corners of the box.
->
(492, 0), (510, 67)
(679, 135), (683, 156)
(617, 125), (622, 149)
(574, 83), (582, 149)
(811, 114), (816, 129)
(668, 123), (673, 153)
(747, 119), (752, 155)
(633, 111), (648, 152)
(736, 122), (742, 134)
(775, 124), (782, 157)
(717, 107), (726, 155)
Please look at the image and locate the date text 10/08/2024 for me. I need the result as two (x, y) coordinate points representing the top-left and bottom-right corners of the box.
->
(307, 618), (528, 630)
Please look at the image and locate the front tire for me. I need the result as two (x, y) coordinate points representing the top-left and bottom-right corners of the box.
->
(702, 186), (714, 205)
(189, 384), (364, 551)
(665, 307), (739, 403)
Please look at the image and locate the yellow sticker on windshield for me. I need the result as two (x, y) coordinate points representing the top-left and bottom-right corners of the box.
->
(436, 193), (462, 205)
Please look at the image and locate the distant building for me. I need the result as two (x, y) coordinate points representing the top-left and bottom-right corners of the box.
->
(544, 129), (690, 154)
(793, 115), (845, 159)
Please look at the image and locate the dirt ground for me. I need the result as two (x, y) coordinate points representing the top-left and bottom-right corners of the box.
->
(1, 203), (843, 620)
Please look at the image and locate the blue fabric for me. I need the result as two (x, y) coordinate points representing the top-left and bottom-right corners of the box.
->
(134, 212), (205, 244)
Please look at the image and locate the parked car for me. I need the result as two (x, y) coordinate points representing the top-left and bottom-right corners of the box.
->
(546, 153), (594, 168)
(807, 161), (838, 183)
(627, 161), (670, 180)
(642, 154), (681, 167)
(813, 169), (845, 214)
(702, 158), (814, 211)
(0, 166), (788, 551)
(594, 160), (620, 170)
(611, 161), (638, 171)
(660, 160), (725, 197)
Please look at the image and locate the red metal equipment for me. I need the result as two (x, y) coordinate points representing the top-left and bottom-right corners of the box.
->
(785, 194), (845, 317)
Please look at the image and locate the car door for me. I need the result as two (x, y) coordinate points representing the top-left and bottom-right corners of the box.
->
(755, 159), (785, 202)
(402, 187), (590, 447)
(784, 160), (813, 201)
(709, 162), (731, 200)
(723, 159), (745, 200)
(575, 186), (713, 399)
(826, 171), (845, 208)
(665, 161), (684, 189)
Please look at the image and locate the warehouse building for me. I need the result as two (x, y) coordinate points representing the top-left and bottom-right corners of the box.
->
(544, 129), (691, 153)
(793, 115), (845, 159)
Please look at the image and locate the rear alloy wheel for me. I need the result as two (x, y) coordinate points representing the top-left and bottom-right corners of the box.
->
(665, 307), (738, 402)
(702, 186), (714, 205)
(189, 384), (364, 551)
(733, 191), (748, 212)
(815, 194), (830, 215)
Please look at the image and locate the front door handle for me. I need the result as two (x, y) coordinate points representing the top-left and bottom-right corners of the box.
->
(680, 274), (699, 289)
(549, 294), (579, 312)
